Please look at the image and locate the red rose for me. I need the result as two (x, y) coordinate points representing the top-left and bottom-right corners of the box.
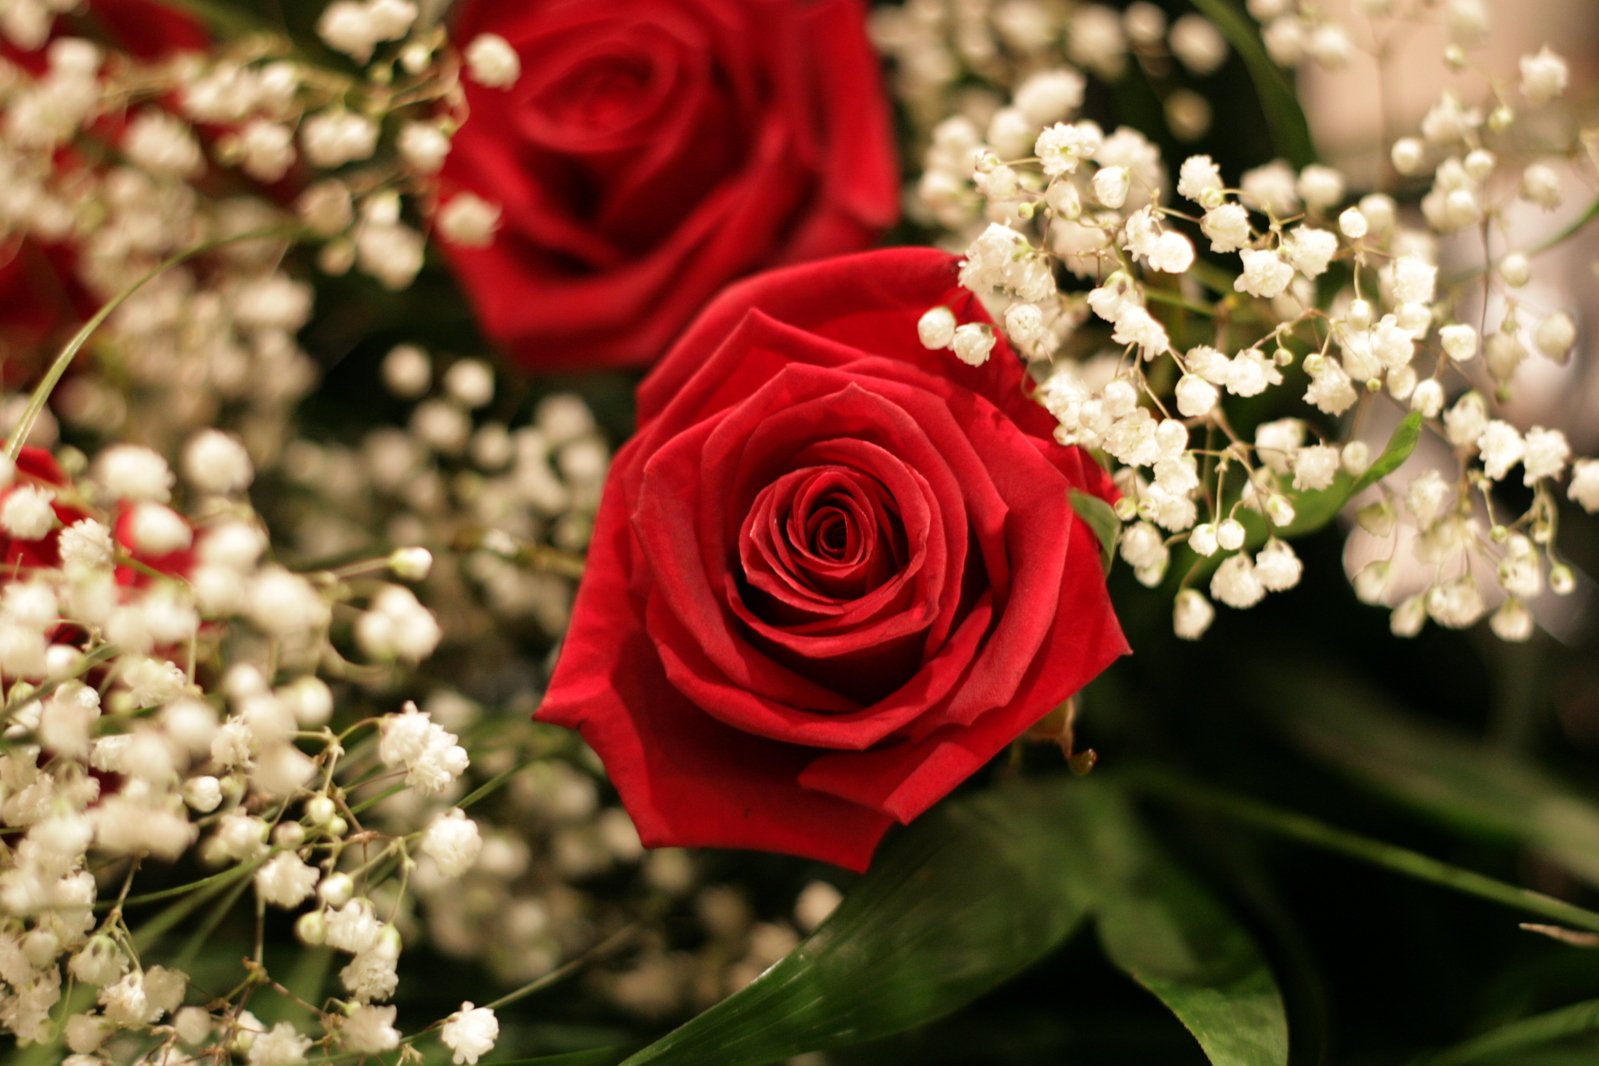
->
(537, 248), (1128, 870)
(439, 0), (900, 371)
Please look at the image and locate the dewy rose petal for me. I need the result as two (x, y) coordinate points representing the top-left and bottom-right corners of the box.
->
(537, 248), (1128, 871)
(439, 0), (900, 370)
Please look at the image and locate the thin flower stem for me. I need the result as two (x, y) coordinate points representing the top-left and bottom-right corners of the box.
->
(484, 922), (641, 1013)
(6, 224), (304, 462)
(1126, 768), (1599, 933)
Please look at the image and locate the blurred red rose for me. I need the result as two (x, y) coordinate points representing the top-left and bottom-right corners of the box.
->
(440, 0), (900, 370)
(537, 248), (1127, 870)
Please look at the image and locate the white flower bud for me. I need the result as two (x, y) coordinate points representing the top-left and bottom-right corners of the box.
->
(438, 194), (501, 247)
(465, 34), (520, 88)
(952, 323), (996, 366)
(1092, 165), (1130, 208)
(1533, 312), (1576, 362)
(1338, 207), (1368, 239)
(388, 546), (433, 581)
(1391, 137), (1424, 175)
(917, 306), (957, 350)
(1188, 523), (1219, 556)
(1498, 252), (1530, 288)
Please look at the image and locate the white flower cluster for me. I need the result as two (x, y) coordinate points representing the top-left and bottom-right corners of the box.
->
(909, 5), (1597, 643)
(874, 0), (1231, 163)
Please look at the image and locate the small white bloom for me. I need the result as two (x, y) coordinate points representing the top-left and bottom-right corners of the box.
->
(1174, 374), (1218, 417)
(1491, 600), (1535, 642)
(1282, 226), (1337, 278)
(442, 1003), (499, 1065)
(399, 121), (451, 174)
(1533, 312), (1576, 362)
(1255, 539), (1303, 592)
(236, 119), (296, 182)
(1170, 15), (1228, 74)
(1390, 256), (1438, 305)
(1, 486), (55, 540)
(1176, 154), (1223, 204)
(917, 306), (956, 349)
(1035, 120), (1101, 176)
(1519, 45), (1568, 105)
(1172, 588), (1215, 640)
(256, 852), (320, 908)
(127, 503), (193, 555)
(1110, 305), (1169, 358)
(1297, 164), (1345, 212)
(1570, 459), (1599, 512)
(1439, 323), (1478, 362)
(951, 323), (996, 366)
(1476, 421), (1524, 481)
(1427, 578), (1486, 629)
(124, 110), (204, 178)
(421, 809), (483, 878)
(96, 444), (173, 502)
(1234, 249), (1295, 299)
(1092, 165), (1130, 208)
(301, 110), (378, 168)
(1210, 553), (1265, 609)
(1201, 203), (1251, 252)
(1145, 230), (1195, 274)
(183, 430), (254, 495)
(465, 34), (520, 88)
(248, 1021), (311, 1066)
(438, 193), (501, 247)
(1522, 427), (1570, 485)
(1003, 303), (1045, 347)
(1338, 207), (1368, 239)
(342, 1004), (401, 1054)
(1520, 162), (1563, 209)
(1014, 69), (1085, 125)
(1290, 445), (1340, 492)
(1225, 348), (1283, 397)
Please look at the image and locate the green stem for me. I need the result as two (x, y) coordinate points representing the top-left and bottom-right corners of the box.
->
(1443, 196), (1599, 287)
(1413, 999), (1599, 1065)
(7, 224), (303, 462)
(484, 923), (640, 1013)
(1127, 769), (1599, 934)
(457, 762), (533, 812)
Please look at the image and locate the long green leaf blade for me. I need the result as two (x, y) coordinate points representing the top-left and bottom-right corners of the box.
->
(1414, 999), (1599, 1065)
(1070, 784), (1290, 1066)
(1187, 0), (1317, 167)
(1250, 667), (1599, 888)
(621, 787), (1094, 1066)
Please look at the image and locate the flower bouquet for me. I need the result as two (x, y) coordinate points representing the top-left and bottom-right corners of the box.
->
(1, 0), (1598, 1063)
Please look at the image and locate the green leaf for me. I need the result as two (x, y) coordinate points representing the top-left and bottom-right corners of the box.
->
(1276, 410), (1422, 537)
(1172, 411), (1422, 589)
(1413, 1000), (1599, 1065)
(1071, 488), (1121, 574)
(624, 779), (1287, 1066)
(1248, 666), (1599, 889)
(621, 787), (1094, 1066)
(1071, 785), (1290, 1066)
(1186, 0), (1317, 167)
